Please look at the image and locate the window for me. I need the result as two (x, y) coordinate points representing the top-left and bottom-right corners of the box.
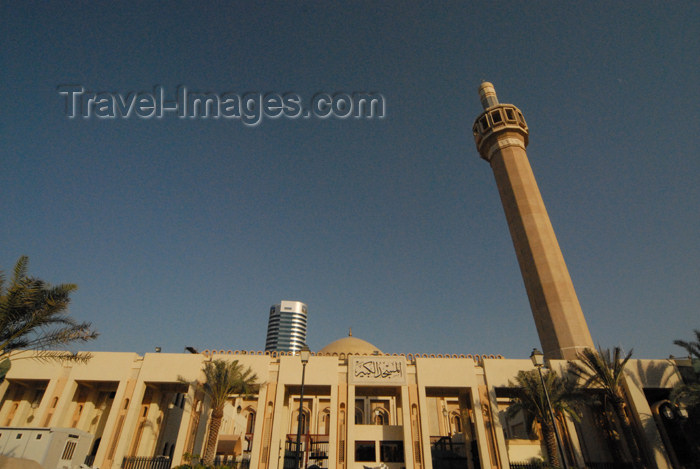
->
(301, 411), (309, 434)
(451, 414), (462, 433)
(479, 116), (489, 132)
(355, 441), (376, 462)
(380, 441), (404, 463)
(322, 411), (330, 435)
(246, 411), (256, 434)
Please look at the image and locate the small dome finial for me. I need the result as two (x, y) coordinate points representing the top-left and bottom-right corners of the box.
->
(479, 82), (499, 110)
(348, 327), (352, 337)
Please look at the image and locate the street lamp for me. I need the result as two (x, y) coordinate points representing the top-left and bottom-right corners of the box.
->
(295, 344), (311, 469)
(530, 348), (568, 469)
(442, 406), (450, 437)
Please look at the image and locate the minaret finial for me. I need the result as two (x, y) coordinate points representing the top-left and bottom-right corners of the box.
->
(348, 327), (352, 337)
(478, 81), (499, 110)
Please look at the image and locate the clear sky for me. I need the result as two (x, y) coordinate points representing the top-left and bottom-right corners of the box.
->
(1, 2), (698, 359)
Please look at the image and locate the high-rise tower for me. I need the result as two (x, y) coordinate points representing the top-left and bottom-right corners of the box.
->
(264, 300), (308, 353)
(472, 82), (594, 360)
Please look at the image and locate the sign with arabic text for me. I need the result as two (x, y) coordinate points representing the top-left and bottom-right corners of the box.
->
(350, 356), (406, 385)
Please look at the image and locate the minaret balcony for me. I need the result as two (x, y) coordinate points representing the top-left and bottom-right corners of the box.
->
(472, 104), (529, 155)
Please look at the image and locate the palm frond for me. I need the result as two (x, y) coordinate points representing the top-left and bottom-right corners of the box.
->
(0, 257), (96, 365)
(674, 329), (700, 360)
(507, 369), (583, 433)
(182, 359), (259, 413)
(670, 383), (700, 409)
(568, 346), (632, 403)
(6, 349), (93, 364)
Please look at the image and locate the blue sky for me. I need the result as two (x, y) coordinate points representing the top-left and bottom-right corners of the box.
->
(1, 2), (698, 359)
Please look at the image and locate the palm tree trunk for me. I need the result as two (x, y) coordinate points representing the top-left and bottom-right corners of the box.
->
(601, 405), (625, 461)
(542, 422), (561, 468)
(612, 398), (644, 468)
(203, 409), (223, 466)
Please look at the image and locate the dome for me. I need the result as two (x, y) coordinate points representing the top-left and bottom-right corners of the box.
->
(318, 332), (382, 355)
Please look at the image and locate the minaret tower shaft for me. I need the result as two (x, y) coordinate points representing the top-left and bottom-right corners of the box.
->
(472, 82), (594, 360)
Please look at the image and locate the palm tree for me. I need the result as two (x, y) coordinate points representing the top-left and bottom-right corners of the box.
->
(184, 359), (259, 466)
(507, 369), (582, 467)
(0, 256), (97, 378)
(671, 329), (700, 412)
(670, 330), (700, 458)
(568, 347), (645, 468)
(673, 329), (700, 360)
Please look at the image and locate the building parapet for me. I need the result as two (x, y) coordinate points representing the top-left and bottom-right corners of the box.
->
(201, 349), (504, 365)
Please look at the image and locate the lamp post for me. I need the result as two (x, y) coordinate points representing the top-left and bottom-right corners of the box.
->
(530, 348), (568, 469)
(295, 345), (311, 469)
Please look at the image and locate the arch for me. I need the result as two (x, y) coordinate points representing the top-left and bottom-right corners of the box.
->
(372, 407), (389, 425)
(451, 413), (462, 433)
(300, 409), (310, 434)
(245, 409), (256, 434)
(291, 406), (310, 434)
(320, 408), (331, 435)
(355, 406), (364, 425)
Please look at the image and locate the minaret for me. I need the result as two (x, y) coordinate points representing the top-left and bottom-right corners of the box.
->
(472, 82), (594, 360)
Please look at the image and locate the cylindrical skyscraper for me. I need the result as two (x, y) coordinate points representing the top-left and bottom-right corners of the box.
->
(264, 300), (308, 353)
(473, 82), (594, 360)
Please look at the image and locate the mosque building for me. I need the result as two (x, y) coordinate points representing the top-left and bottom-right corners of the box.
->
(0, 84), (693, 469)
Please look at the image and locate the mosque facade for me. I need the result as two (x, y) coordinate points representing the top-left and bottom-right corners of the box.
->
(0, 343), (689, 469)
(0, 84), (693, 468)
